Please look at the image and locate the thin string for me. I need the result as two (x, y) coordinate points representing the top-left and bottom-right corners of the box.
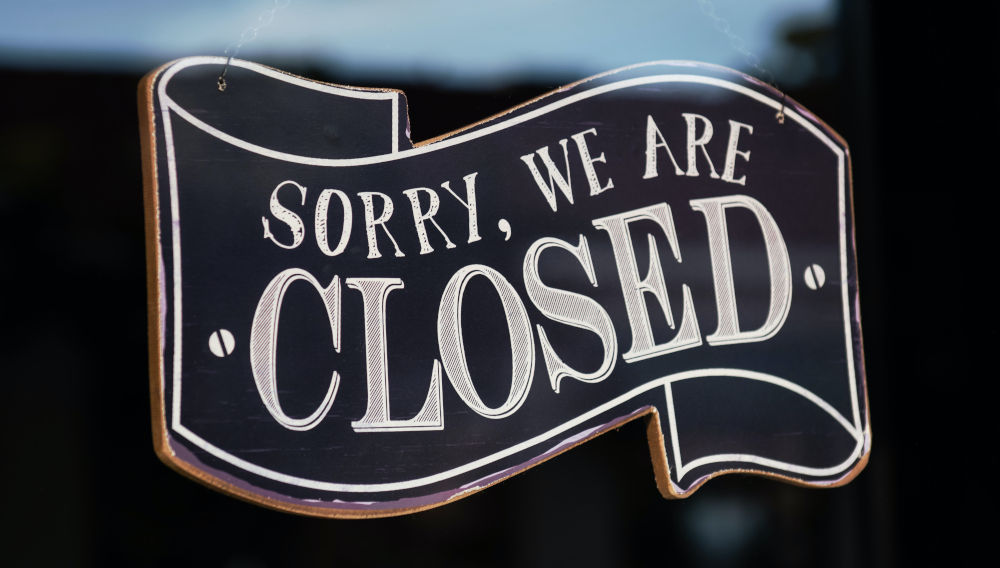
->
(218, 0), (292, 92)
(696, 0), (785, 123)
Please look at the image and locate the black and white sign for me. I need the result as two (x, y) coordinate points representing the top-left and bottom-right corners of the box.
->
(139, 57), (869, 518)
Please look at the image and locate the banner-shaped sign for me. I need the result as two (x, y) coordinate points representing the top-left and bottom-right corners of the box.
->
(139, 57), (869, 518)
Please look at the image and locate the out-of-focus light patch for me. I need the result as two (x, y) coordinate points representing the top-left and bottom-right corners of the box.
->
(1, 0), (834, 86)
(684, 494), (767, 561)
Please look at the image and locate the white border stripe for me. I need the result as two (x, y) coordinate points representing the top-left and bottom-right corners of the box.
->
(173, 368), (861, 493)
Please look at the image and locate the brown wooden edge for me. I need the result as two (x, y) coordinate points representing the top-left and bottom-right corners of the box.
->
(138, 58), (871, 519)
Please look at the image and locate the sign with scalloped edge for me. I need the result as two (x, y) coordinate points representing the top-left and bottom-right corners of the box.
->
(139, 57), (870, 518)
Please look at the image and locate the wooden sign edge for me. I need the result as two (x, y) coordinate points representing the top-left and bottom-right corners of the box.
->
(138, 57), (871, 519)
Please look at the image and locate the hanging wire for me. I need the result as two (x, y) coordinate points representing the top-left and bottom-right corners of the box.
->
(696, 0), (785, 123)
(218, 0), (292, 92)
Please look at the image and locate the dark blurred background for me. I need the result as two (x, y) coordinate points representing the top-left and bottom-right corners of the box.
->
(0, 1), (993, 566)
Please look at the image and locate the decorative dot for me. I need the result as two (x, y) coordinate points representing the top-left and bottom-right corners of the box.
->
(804, 264), (826, 290)
(209, 329), (236, 357)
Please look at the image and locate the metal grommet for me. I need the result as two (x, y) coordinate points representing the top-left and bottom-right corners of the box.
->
(217, 55), (233, 92)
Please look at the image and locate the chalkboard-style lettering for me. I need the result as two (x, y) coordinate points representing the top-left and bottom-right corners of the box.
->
(593, 203), (702, 362)
(262, 180), (308, 250)
(690, 195), (791, 345)
(348, 278), (444, 432)
(523, 235), (618, 393)
(250, 269), (341, 431)
(438, 265), (535, 419)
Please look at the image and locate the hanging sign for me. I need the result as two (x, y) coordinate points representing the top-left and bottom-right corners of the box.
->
(139, 57), (869, 518)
